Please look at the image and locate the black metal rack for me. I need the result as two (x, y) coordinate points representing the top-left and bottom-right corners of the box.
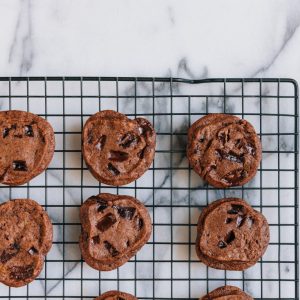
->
(0, 77), (298, 299)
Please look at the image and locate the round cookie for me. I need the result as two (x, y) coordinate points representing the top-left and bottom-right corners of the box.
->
(200, 285), (253, 300)
(0, 110), (55, 186)
(80, 193), (152, 271)
(187, 114), (261, 188)
(196, 198), (269, 271)
(0, 199), (53, 287)
(82, 110), (156, 186)
(95, 290), (137, 300)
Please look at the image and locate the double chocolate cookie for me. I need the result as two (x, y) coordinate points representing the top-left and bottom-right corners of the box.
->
(200, 285), (253, 300)
(187, 114), (261, 188)
(80, 193), (152, 271)
(82, 110), (156, 186)
(95, 290), (137, 300)
(196, 198), (269, 270)
(0, 199), (53, 287)
(0, 110), (55, 185)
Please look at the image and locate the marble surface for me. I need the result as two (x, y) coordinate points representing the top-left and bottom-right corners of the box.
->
(0, 0), (300, 80)
(0, 1), (299, 299)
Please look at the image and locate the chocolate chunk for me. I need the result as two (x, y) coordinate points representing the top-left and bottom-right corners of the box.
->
(223, 169), (246, 186)
(246, 144), (256, 156)
(119, 133), (138, 148)
(236, 215), (246, 227)
(24, 125), (34, 137)
(96, 213), (117, 232)
(215, 149), (244, 164)
(96, 199), (108, 212)
(227, 152), (244, 163)
(114, 206), (136, 220)
(235, 138), (242, 147)
(227, 204), (244, 215)
(87, 130), (93, 144)
(218, 241), (227, 249)
(137, 118), (154, 138)
(104, 241), (119, 257)
(12, 160), (28, 172)
(137, 218), (144, 230)
(199, 134), (205, 143)
(109, 151), (129, 162)
(0, 243), (20, 263)
(0, 251), (16, 263)
(107, 163), (120, 176)
(2, 128), (9, 138)
(219, 131), (230, 143)
(247, 217), (254, 228)
(9, 265), (34, 281)
(40, 135), (45, 143)
(95, 135), (107, 150)
(225, 230), (235, 244)
(137, 146), (147, 159)
(225, 218), (233, 224)
(28, 247), (38, 255)
(92, 236), (100, 244)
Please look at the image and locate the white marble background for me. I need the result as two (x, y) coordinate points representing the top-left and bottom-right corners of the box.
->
(0, 0), (299, 299)
(0, 0), (300, 80)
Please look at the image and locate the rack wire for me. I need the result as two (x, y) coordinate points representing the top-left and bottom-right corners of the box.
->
(0, 77), (298, 300)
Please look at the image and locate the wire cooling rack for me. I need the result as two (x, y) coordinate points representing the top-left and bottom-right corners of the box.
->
(0, 77), (298, 300)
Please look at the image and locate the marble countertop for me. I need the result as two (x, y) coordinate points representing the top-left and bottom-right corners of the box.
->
(1, 0), (300, 80)
(0, 1), (299, 299)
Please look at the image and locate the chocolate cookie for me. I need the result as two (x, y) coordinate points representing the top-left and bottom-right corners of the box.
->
(82, 110), (156, 186)
(95, 290), (138, 300)
(0, 199), (53, 287)
(200, 285), (253, 300)
(187, 114), (261, 188)
(196, 198), (269, 271)
(80, 193), (152, 271)
(0, 110), (55, 185)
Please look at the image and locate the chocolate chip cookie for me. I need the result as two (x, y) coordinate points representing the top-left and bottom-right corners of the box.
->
(200, 285), (253, 300)
(82, 110), (156, 186)
(196, 198), (269, 271)
(80, 193), (152, 271)
(187, 114), (261, 188)
(0, 110), (55, 185)
(0, 199), (53, 287)
(95, 290), (138, 300)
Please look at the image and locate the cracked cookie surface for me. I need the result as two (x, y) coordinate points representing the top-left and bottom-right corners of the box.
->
(95, 290), (138, 300)
(187, 114), (261, 188)
(80, 193), (152, 271)
(82, 110), (156, 186)
(0, 199), (53, 287)
(0, 110), (55, 185)
(196, 198), (269, 271)
(200, 285), (253, 300)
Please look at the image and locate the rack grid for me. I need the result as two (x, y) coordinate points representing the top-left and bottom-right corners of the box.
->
(0, 77), (298, 300)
